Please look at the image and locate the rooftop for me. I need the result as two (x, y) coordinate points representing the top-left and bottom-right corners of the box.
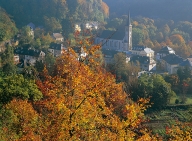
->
(162, 54), (183, 65)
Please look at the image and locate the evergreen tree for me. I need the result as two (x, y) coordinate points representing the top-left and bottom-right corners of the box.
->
(1, 45), (16, 75)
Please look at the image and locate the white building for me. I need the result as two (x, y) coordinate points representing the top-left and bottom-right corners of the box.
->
(52, 33), (64, 42)
(131, 46), (154, 59)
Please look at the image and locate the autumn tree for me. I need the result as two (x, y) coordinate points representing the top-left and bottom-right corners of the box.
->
(0, 99), (41, 140)
(101, 1), (109, 18)
(32, 45), (157, 140)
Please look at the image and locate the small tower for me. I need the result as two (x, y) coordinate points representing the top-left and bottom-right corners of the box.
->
(125, 12), (132, 51)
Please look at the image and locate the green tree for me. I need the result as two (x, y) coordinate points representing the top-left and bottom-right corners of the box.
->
(44, 16), (62, 32)
(1, 45), (16, 75)
(0, 8), (18, 42)
(0, 74), (42, 104)
(132, 28), (144, 46)
(177, 66), (191, 82)
(19, 26), (33, 45)
(130, 74), (175, 109)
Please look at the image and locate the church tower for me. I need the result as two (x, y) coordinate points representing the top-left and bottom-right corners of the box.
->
(124, 12), (132, 51)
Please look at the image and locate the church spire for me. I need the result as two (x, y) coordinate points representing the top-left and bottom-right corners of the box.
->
(127, 11), (131, 26)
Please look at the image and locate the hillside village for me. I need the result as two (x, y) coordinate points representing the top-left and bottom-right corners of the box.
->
(1, 1), (192, 139)
(7, 14), (192, 76)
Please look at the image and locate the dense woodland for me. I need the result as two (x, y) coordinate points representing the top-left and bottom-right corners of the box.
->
(0, 0), (192, 140)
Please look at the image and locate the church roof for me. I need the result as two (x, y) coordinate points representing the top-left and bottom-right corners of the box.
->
(98, 30), (125, 40)
(162, 54), (183, 65)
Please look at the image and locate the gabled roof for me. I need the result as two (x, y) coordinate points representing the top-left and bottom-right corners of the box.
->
(98, 30), (125, 40)
(130, 55), (150, 64)
(180, 58), (192, 67)
(162, 54), (183, 65)
(14, 47), (43, 57)
(53, 33), (63, 39)
(158, 46), (175, 54)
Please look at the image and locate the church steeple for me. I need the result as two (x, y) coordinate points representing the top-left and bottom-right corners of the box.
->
(124, 11), (132, 51)
(127, 11), (131, 26)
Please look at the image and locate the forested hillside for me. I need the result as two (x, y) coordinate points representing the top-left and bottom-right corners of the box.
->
(0, 8), (17, 42)
(104, 0), (192, 22)
(0, 0), (109, 28)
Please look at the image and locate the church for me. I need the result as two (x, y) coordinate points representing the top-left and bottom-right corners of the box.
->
(95, 13), (132, 52)
(94, 13), (156, 71)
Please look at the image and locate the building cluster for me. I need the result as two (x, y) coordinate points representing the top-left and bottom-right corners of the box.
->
(95, 13), (156, 71)
(13, 23), (85, 68)
(95, 13), (192, 74)
(156, 46), (192, 74)
(12, 18), (192, 75)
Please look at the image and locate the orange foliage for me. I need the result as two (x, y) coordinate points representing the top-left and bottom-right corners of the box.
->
(166, 122), (192, 141)
(33, 45), (156, 140)
(101, 2), (109, 17)
(1, 99), (41, 140)
(169, 34), (185, 45)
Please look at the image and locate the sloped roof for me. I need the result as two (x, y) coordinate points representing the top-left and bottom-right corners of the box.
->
(180, 58), (192, 67)
(130, 55), (150, 64)
(98, 30), (125, 40)
(158, 46), (175, 54)
(53, 33), (63, 39)
(14, 47), (43, 57)
(162, 54), (183, 65)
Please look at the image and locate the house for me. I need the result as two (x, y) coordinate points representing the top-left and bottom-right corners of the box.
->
(131, 46), (154, 58)
(161, 54), (183, 74)
(95, 13), (132, 52)
(52, 33), (64, 42)
(156, 46), (175, 60)
(130, 55), (156, 71)
(49, 43), (66, 57)
(14, 47), (45, 66)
